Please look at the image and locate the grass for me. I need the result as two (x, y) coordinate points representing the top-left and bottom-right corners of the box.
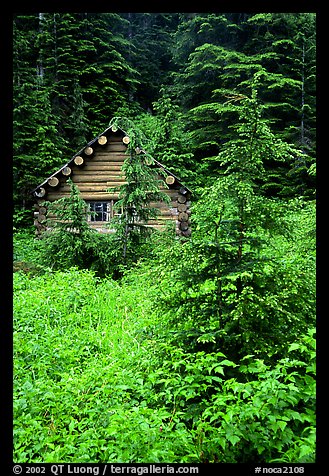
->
(13, 268), (197, 463)
(13, 229), (316, 464)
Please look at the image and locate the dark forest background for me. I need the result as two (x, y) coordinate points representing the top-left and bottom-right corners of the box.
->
(13, 12), (316, 224)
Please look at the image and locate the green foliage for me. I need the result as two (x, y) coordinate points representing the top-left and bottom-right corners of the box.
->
(13, 12), (317, 465)
(14, 12), (316, 220)
(13, 268), (316, 463)
(105, 117), (171, 267)
(13, 269), (196, 463)
(39, 179), (96, 270)
(38, 180), (120, 276)
(13, 230), (47, 275)
(144, 91), (315, 360)
(194, 328), (316, 463)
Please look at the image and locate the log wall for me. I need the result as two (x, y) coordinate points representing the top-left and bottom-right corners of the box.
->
(34, 130), (191, 237)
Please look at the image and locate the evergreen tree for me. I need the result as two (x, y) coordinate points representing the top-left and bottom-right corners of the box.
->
(132, 88), (195, 183)
(243, 13), (316, 152)
(121, 13), (180, 110)
(170, 12), (316, 197)
(40, 179), (97, 270)
(154, 87), (314, 359)
(79, 13), (139, 133)
(13, 14), (65, 223)
(108, 117), (171, 265)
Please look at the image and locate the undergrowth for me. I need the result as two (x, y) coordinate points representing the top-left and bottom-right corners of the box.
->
(13, 266), (315, 463)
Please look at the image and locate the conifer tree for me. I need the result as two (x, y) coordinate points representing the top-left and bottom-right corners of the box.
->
(148, 88), (194, 181)
(170, 12), (316, 197)
(108, 117), (170, 263)
(40, 179), (97, 270)
(13, 14), (65, 221)
(158, 85), (313, 358)
(120, 13), (180, 109)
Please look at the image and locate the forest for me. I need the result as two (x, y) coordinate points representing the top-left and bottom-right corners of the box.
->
(13, 13), (316, 464)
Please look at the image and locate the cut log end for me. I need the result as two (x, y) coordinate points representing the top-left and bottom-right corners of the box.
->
(122, 136), (130, 144)
(48, 176), (59, 187)
(179, 221), (189, 231)
(84, 146), (93, 156)
(177, 203), (187, 213)
(62, 166), (72, 176)
(177, 195), (187, 204)
(74, 156), (84, 166)
(182, 228), (192, 237)
(165, 175), (175, 185)
(98, 135), (107, 145)
(35, 187), (46, 198)
(37, 214), (46, 223)
(178, 212), (189, 222)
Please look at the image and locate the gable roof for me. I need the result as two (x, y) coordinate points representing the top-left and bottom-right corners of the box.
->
(32, 124), (191, 196)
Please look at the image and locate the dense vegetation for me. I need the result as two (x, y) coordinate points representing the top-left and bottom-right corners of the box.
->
(13, 12), (316, 464)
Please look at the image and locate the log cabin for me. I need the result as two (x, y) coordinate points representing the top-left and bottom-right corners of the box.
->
(31, 124), (192, 237)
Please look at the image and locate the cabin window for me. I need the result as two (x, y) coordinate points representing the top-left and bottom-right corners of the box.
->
(87, 201), (124, 222)
(88, 202), (111, 222)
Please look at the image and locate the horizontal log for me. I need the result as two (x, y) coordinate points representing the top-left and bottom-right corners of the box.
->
(80, 165), (122, 171)
(83, 152), (127, 164)
(83, 156), (126, 163)
(106, 179), (127, 185)
(94, 149), (127, 155)
(122, 136), (130, 144)
(47, 192), (121, 201)
(149, 203), (178, 211)
(87, 222), (172, 232)
(91, 151), (127, 157)
(100, 143), (127, 152)
(71, 175), (124, 183)
(155, 210), (177, 217)
(59, 184), (116, 192)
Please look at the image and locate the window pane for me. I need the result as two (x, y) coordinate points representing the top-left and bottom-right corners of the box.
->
(88, 202), (111, 222)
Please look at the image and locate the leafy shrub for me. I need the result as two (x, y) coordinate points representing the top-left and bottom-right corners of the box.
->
(144, 195), (316, 361)
(140, 329), (315, 463)
(14, 267), (315, 463)
(194, 328), (316, 463)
